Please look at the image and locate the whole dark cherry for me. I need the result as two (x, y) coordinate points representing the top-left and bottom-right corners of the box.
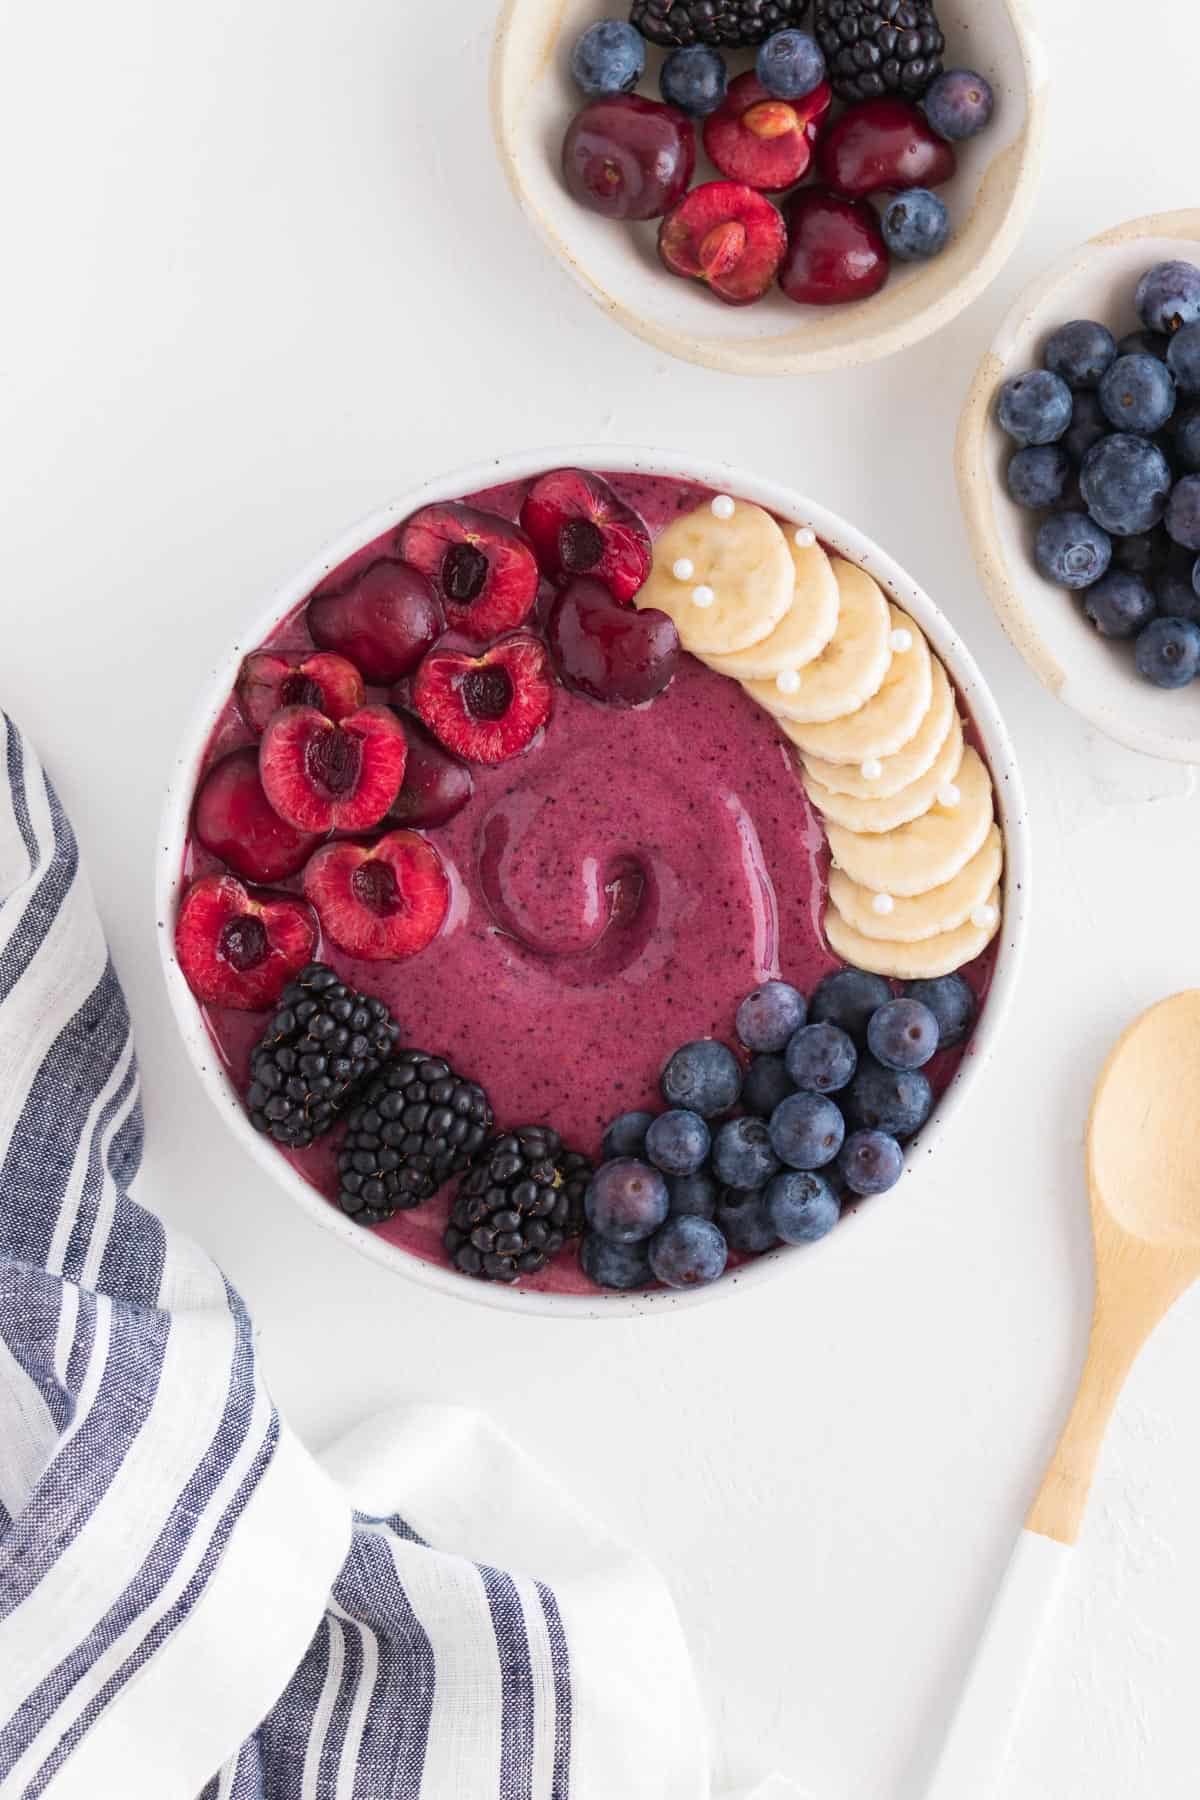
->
(779, 189), (890, 306)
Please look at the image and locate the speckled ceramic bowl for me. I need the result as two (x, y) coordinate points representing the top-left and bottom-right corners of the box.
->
(958, 210), (1200, 765)
(158, 446), (1030, 1317)
(491, 0), (1047, 376)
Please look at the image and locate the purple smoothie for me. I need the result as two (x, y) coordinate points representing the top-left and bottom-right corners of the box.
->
(184, 471), (997, 1296)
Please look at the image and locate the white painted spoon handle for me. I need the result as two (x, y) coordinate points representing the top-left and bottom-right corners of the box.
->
(925, 1530), (1071, 1800)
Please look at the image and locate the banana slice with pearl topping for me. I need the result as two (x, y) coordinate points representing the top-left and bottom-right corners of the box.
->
(636, 498), (793, 655)
(803, 710), (964, 835)
(828, 824), (1003, 943)
(824, 887), (1002, 979)
(700, 534), (840, 679)
(742, 559), (892, 724)
(799, 656), (956, 799)
(824, 746), (994, 898)
(778, 607), (932, 763)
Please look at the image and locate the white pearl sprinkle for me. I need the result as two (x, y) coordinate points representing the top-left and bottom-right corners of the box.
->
(692, 585), (715, 608)
(971, 903), (998, 930)
(938, 783), (961, 809)
(871, 893), (895, 916)
(672, 557), (695, 582)
(711, 494), (736, 520)
(793, 527), (816, 548)
(861, 758), (883, 781)
(775, 668), (801, 695)
(890, 628), (913, 654)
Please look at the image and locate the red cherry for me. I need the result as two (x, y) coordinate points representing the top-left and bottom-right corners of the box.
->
(779, 189), (890, 306)
(412, 634), (554, 766)
(193, 747), (322, 883)
(548, 578), (680, 706)
(562, 94), (695, 221)
(307, 560), (443, 682)
(235, 651), (364, 735)
(383, 711), (474, 829)
(174, 874), (317, 1011)
(817, 97), (956, 200)
(703, 73), (832, 193)
(259, 704), (408, 833)
(659, 181), (787, 307)
(302, 831), (450, 963)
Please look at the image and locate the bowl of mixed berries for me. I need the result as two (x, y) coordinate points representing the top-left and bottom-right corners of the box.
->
(492, 0), (1046, 373)
(160, 448), (1027, 1313)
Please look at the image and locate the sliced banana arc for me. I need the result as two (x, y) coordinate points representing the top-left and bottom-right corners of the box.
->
(743, 560), (892, 724)
(779, 607), (932, 764)
(637, 500), (793, 655)
(805, 710), (964, 836)
(824, 746), (994, 898)
(829, 824), (1003, 944)
(825, 886), (1002, 980)
(702, 536), (840, 679)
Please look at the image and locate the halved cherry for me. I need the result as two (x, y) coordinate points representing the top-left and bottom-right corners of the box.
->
(398, 504), (539, 641)
(307, 559), (444, 681)
(303, 831), (450, 962)
(412, 634), (554, 766)
(236, 651), (365, 734)
(174, 873), (317, 1010)
(259, 704), (407, 833)
(519, 469), (651, 603)
(659, 181), (786, 306)
(703, 73), (832, 192)
(193, 747), (323, 883)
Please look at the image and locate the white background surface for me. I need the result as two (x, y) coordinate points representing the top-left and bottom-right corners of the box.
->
(3, 1), (1199, 1795)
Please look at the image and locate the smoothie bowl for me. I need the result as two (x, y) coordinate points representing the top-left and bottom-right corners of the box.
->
(158, 449), (1028, 1315)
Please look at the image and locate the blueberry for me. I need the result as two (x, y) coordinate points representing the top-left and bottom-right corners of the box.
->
(881, 189), (949, 262)
(997, 370), (1073, 447)
(644, 1108), (711, 1176)
(809, 968), (891, 1042)
(784, 1021), (857, 1093)
(1097, 355), (1176, 435)
(1173, 408), (1200, 473)
(1119, 329), (1169, 363)
(1166, 323), (1200, 397)
(580, 1232), (652, 1290)
(570, 20), (646, 96)
(1044, 320), (1117, 391)
(712, 1116), (780, 1190)
(1082, 569), (1155, 639)
(839, 1130), (904, 1197)
(602, 1109), (654, 1161)
(1035, 512), (1112, 589)
(1113, 529), (1170, 579)
(1135, 616), (1200, 688)
(660, 44), (728, 114)
(1062, 391), (1109, 463)
(903, 975), (976, 1048)
(765, 1170), (840, 1244)
(648, 1214), (728, 1288)
(661, 1039), (742, 1117)
(755, 28), (825, 99)
(1006, 445), (1071, 511)
(1136, 261), (1200, 337)
(741, 1053), (796, 1118)
(922, 68), (994, 140)
(666, 1170), (719, 1220)
(584, 1158), (670, 1244)
(846, 1057), (933, 1139)
(1166, 475), (1200, 550)
(867, 998), (939, 1071)
(1080, 436), (1171, 537)
(768, 1091), (845, 1170)
(715, 1190), (778, 1252)
(735, 980), (806, 1052)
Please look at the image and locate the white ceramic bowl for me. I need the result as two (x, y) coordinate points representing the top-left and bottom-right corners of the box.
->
(157, 446), (1030, 1317)
(958, 210), (1200, 765)
(491, 0), (1048, 376)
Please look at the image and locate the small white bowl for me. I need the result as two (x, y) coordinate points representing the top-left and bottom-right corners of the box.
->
(490, 0), (1048, 376)
(958, 210), (1200, 765)
(157, 446), (1030, 1318)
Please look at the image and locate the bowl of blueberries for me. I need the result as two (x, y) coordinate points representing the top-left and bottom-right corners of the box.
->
(958, 210), (1200, 764)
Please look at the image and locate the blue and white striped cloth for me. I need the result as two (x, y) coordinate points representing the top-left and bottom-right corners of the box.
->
(0, 715), (800, 1800)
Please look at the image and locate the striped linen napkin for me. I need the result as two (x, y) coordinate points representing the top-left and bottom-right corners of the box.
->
(0, 714), (804, 1800)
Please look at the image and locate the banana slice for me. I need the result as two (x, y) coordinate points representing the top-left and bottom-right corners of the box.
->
(701, 535), (840, 679)
(824, 746), (994, 897)
(801, 657), (956, 799)
(803, 709), (964, 835)
(824, 887), (1002, 979)
(779, 608), (932, 763)
(637, 500), (793, 655)
(742, 560), (892, 724)
(828, 824), (1003, 942)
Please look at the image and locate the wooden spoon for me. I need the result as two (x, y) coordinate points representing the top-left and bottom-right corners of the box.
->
(927, 991), (1200, 1798)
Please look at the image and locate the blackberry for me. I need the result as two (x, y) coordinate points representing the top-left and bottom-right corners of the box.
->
(246, 964), (399, 1149)
(337, 1052), (493, 1225)
(445, 1127), (593, 1282)
(631, 0), (810, 50)
(814, 0), (944, 102)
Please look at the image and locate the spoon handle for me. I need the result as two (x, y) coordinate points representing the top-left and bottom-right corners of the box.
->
(924, 1528), (1070, 1800)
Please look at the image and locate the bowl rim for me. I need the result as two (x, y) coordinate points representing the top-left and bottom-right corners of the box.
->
(956, 207), (1200, 765)
(157, 444), (1031, 1319)
(489, 0), (1050, 376)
